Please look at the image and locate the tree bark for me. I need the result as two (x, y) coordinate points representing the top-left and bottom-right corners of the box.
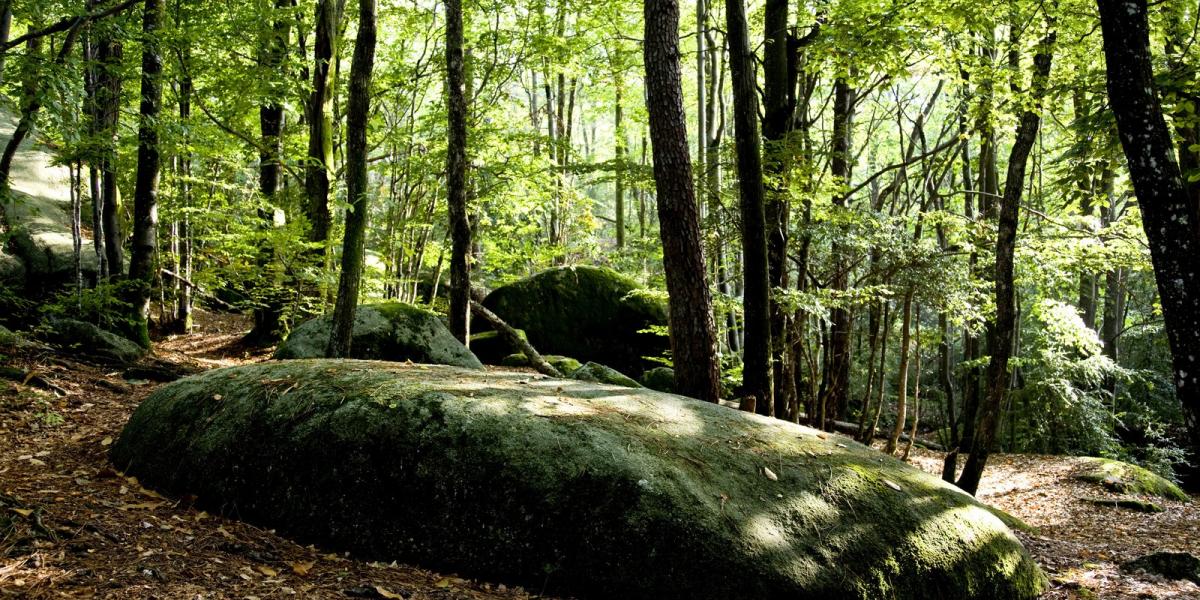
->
(446, 0), (471, 343)
(305, 0), (344, 245)
(1097, 0), (1200, 459)
(725, 0), (773, 413)
(644, 0), (722, 402)
(127, 0), (165, 349)
(958, 23), (1055, 495)
(326, 0), (377, 358)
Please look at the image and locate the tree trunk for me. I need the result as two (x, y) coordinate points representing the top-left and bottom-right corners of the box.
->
(173, 55), (194, 333)
(725, 0), (772, 413)
(446, 0), (471, 343)
(762, 0), (794, 417)
(98, 35), (124, 277)
(886, 291), (914, 455)
(127, 0), (165, 349)
(246, 0), (292, 345)
(958, 23), (1055, 495)
(645, 0), (722, 402)
(1097, 0), (1200, 459)
(823, 78), (855, 426)
(305, 0), (344, 245)
(326, 0), (377, 358)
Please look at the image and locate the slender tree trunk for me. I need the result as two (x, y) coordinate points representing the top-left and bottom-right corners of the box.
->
(174, 54), (194, 333)
(246, 0), (292, 344)
(326, 0), (377, 358)
(644, 0), (722, 402)
(305, 0), (344, 244)
(1097, 0), (1200, 459)
(614, 84), (625, 248)
(886, 291), (915, 455)
(762, 0), (794, 417)
(127, 0), (165, 349)
(446, 0), (471, 343)
(958, 22), (1055, 495)
(98, 35), (124, 276)
(0, 0), (11, 85)
(726, 0), (772, 413)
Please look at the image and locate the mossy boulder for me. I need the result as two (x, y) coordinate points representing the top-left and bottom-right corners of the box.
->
(469, 329), (527, 365)
(0, 104), (101, 293)
(112, 360), (1045, 600)
(482, 266), (668, 374)
(1121, 551), (1200, 584)
(42, 319), (145, 365)
(641, 366), (675, 393)
(570, 361), (642, 388)
(0, 325), (18, 346)
(499, 353), (582, 375)
(1075, 457), (1189, 502)
(274, 302), (482, 369)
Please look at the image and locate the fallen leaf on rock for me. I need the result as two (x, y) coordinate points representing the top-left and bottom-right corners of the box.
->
(763, 466), (779, 481)
(100, 436), (113, 446)
(882, 479), (902, 491)
(256, 565), (278, 577)
(10, 507), (33, 517)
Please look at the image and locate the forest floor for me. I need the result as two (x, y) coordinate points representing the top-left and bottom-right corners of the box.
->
(1, 310), (1197, 599)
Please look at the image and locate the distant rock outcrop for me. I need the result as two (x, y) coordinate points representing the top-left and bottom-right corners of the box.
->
(482, 266), (669, 374)
(0, 105), (101, 293)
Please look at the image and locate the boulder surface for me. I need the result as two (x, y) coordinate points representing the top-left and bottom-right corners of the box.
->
(482, 266), (668, 374)
(113, 360), (1045, 600)
(274, 302), (482, 369)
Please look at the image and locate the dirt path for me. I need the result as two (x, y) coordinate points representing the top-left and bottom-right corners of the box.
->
(2, 312), (1197, 599)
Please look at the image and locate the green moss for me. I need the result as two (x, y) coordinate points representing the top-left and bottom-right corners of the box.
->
(469, 329), (527, 364)
(113, 360), (1046, 600)
(481, 266), (669, 375)
(570, 362), (641, 388)
(1081, 496), (1164, 513)
(1075, 458), (1189, 502)
(640, 367), (675, 393)
(275, 302), (482, 369)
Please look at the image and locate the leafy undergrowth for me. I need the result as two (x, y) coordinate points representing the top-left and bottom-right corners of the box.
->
(0, 310), (1196, 599)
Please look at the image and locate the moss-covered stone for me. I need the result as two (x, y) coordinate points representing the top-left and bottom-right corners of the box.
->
(42, 319), (145, 366)
(1080, 496), (1164, 513)
(500, 353), (530, 367)
(274, 302), (482, 369)
(570, 362), (642, 388)
(1075, 457), (1189, 502)
(641, 367), (675, 393)
(112, 360), (1046, 600)
(1121, 552), (1200, 584)
(469, 329), (527, 365)
(481, 266), (669, 374)
(0, 325), (18, 346)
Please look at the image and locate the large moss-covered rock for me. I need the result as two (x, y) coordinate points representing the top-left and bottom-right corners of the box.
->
(1075, 457), (1189, 502)
(274, 302), (482, 369)
(112, 360), (1045, 600)
(0, 105), (100, 292)
(469, 329), (527, 364)
(42, 319), (145, 365)
(570, 361), (642, 388)
(641, 366), (675, 393)
(482, 266), (668, 374)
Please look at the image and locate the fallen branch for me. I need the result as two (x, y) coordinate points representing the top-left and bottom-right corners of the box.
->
(468, 300), (561, 378)
(0, 366), (68, 395)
